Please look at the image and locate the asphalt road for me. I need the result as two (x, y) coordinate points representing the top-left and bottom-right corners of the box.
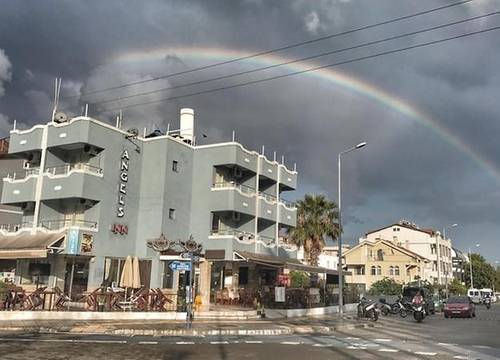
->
(0, 304), (498, 359)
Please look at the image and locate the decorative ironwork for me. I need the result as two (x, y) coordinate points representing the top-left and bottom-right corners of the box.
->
(146, 233), (174, 252)
(147, 234), (202, 254)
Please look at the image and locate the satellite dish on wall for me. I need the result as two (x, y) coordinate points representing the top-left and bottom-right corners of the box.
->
(53, 112), (68, 123)
(126, 128), (139, 138)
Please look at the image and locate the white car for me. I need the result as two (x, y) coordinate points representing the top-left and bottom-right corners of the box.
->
(467, 288), (482, 304)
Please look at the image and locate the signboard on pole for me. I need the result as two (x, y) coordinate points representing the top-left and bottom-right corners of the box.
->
(169, 261), (191, 272)
(67, 229), (80, 255)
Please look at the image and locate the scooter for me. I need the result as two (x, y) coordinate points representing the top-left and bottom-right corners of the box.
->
(378, 298), (392, 316)
(357, 297), (380, 321)
(412, 302), (425, 322)
(484, 297), (491, 309)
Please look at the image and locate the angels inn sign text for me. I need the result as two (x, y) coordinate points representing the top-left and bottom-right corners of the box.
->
(117, 149), (130, 217)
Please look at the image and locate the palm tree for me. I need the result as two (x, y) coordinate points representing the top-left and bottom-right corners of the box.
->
(288, 194), (340, 266)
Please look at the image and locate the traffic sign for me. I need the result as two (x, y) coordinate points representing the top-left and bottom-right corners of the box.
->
(169, 261), (191, 271)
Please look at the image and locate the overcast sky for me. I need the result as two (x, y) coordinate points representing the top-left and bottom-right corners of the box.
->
(0, 0), (498, 263)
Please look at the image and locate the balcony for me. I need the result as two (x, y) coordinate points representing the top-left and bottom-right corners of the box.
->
(0, 222), (33, 234)
(212, 181), (256, 196)
(40, 219), (98, 231)
(3, 168), (40, 182)
(1, 175), (37, 204)
(45, 163), (103, 177)
(8, 127), (44, 153)
(42, 164), (103, 201)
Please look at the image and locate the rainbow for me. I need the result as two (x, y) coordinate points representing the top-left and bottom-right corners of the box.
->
(111, 47), (500, 181)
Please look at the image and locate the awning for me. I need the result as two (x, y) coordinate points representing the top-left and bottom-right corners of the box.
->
(0, 232), (65, 259)
(234, 251), (348, 275)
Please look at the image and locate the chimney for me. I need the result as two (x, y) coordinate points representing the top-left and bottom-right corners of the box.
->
(180, 108), (194, 143)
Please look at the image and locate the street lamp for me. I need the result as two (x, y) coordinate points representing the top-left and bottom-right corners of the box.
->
(337, 141), (367, 317)
(469, 243), (480, 289)
(442, 223), (458, 298)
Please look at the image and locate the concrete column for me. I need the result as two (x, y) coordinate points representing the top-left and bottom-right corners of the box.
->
(198, 260), (212, 311)
(87, 256), (104, 291)
(149, 258), (162, 288)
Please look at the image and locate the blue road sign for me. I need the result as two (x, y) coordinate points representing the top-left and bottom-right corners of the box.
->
(169, 261), (191, 271)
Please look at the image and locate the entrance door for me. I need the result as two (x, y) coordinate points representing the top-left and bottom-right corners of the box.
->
(64, 258), (90, 300)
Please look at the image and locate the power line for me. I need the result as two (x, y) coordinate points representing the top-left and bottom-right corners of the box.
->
(92, 11), (500, 107)
(74, 0), (474, 99)
(102, 24), (500, 113)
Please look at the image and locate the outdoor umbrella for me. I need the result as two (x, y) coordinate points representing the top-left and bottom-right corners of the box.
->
(120, 256), (134, 288)
(132, 256), (141, 289)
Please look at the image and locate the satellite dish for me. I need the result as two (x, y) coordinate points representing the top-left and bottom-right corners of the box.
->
(53, 112), (68, 123)
(126, 128), (139, 137)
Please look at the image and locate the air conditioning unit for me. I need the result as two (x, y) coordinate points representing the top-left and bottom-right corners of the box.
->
(232, 212), (241, 222)
(233, 167), (243, 178)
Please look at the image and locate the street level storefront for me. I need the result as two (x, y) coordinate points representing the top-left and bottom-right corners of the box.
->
(204, 251), (351, 310)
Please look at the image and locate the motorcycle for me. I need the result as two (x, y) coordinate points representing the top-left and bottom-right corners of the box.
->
(412, 302), (425, 322)
(484, 297), (491, 309)
(378, 298), (392, 316)
(357, 298), (380, 321)
(397, 299), (414, 318)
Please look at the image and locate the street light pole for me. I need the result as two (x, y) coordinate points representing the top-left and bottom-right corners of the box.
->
(337, 141), (366, 317)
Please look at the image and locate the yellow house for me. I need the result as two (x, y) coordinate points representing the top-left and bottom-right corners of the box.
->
(344, 239), (429, 290)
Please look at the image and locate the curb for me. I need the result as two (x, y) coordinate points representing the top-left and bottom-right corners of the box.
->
(0, 322), (374, 337)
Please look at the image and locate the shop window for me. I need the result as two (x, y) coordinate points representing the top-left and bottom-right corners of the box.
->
(103, 258), (125, 286)
(21, 260), (51, 285)
(162, 261), (174, 289)
(238, 267), (249, 285)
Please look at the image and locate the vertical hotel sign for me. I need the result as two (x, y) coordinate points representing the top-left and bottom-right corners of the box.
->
(67, 228), (80, 255)
(117, 149), (129, 217)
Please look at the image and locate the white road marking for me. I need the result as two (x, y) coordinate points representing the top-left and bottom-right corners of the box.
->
(312, 344), (332, 347)
(472, 345), (491, 349)
(415, 351), (437, 356)
(453, 356), (469, 360)
(438, 342), (458, 346)
(138, 341), (158, 345)
(245, 341), (263, 344)
(210, 341), (229, 345)
(374, 338), (392, 342)
(344, 337), (360, 340)
(0, 338), (126, 344)
(378, 348), (399, 352)
(281, 341), (300, 345)
(176, 341), (195, 345)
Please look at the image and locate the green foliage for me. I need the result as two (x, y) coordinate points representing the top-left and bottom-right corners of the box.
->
(464, 254), (495, 289)
(448, 278), (467, 296)
(368, 278), (402, 295)
(495, 267), (500, 291)
(288, 194), (340, 265)
(289, 271), (310, 288)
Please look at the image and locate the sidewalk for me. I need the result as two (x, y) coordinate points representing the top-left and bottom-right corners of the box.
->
(0, 314), (374, 337)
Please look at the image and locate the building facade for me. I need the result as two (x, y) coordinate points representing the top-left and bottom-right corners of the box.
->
(451, 247), (469, 285)
(344, 239), (429, 290)
(360, 220), (453, 285)
(0, 109), (298, 306)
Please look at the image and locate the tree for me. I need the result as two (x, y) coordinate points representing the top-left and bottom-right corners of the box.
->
(288, 194), (340, 265)
(464, 254), (495, 289)
(448, 278), (467, 296)
(368, 278), (402, 296)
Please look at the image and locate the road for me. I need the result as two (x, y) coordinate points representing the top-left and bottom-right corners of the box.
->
(0, 305), (498, 359)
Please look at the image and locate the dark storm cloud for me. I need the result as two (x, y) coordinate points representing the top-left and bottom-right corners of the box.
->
(0, 0), (499, 261)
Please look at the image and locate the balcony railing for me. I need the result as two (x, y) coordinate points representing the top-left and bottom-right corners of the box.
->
(0, 222), (33, 233)
(3, 168), (40, 181)
(210, 228), (255, 239)
(212, 181), (296, 208)
(45, 163), (103, 177)
(212, 181), (256, 196)
(40, 219), (98, 231)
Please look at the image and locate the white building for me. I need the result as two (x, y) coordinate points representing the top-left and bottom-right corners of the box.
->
(297, 244), (350, 270)
(360, 220), (453, 285)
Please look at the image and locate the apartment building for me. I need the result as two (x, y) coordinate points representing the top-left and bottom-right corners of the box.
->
(360, 220), (453, 285)
(0, 109), (298, 304)
(344, 239), (429, 290)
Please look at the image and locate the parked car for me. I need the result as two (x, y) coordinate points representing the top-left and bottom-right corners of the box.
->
(402, 286), (435, 315)
(443, 296), (476, 318)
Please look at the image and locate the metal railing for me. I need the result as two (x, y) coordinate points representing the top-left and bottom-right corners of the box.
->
(45, 163), (103, 176)
(212, 181), (256, 196)
(279, 199), (296, 209)
(210, 229), (255, 239)
(40, 219), (98, 231)
(258, 192), (277, 203)
(0, 222), (33, 232)
(3, 167), (40, 181)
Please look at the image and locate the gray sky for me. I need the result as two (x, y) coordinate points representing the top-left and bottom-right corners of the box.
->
(0, 0), (498, 262)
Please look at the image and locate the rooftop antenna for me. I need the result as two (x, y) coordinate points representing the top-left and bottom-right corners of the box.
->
(261, 145), (265, 155)
(84, 104), (89, 117)
(51, 77), (62, 121)
(294, 163), (297, 172)
(281, 155), (285, 165)
(232, 130), (235, 142)
(166, 123), (170, 135)
(13, 119), (16, 131)
(273, 151), (276, 162)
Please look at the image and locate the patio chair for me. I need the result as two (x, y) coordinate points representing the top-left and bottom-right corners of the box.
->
(128, 286), (150, 311)
(150, 288), (173, 312)
(83, 288), (100, 311)
(53, 287), (71, 311)
(24, 287), (47, 310)
(221, 288), (230, 305)
(215, 290), (223, 305)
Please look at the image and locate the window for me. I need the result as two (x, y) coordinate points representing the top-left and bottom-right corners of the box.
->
(394, 266), (400, 276)
(389, 266), (394, 276)
(377, 266), (382, 275)
(172, 160), (178, 172)
(376, 249), (384, 261)
(430, 244), (436, 254)
(169, 208), (175, 220)
(356, 266), (365, 275)
(371, 266), (376, 275)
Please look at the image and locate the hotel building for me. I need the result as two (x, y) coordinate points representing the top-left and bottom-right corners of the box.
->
(0, 109), (298, 307)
